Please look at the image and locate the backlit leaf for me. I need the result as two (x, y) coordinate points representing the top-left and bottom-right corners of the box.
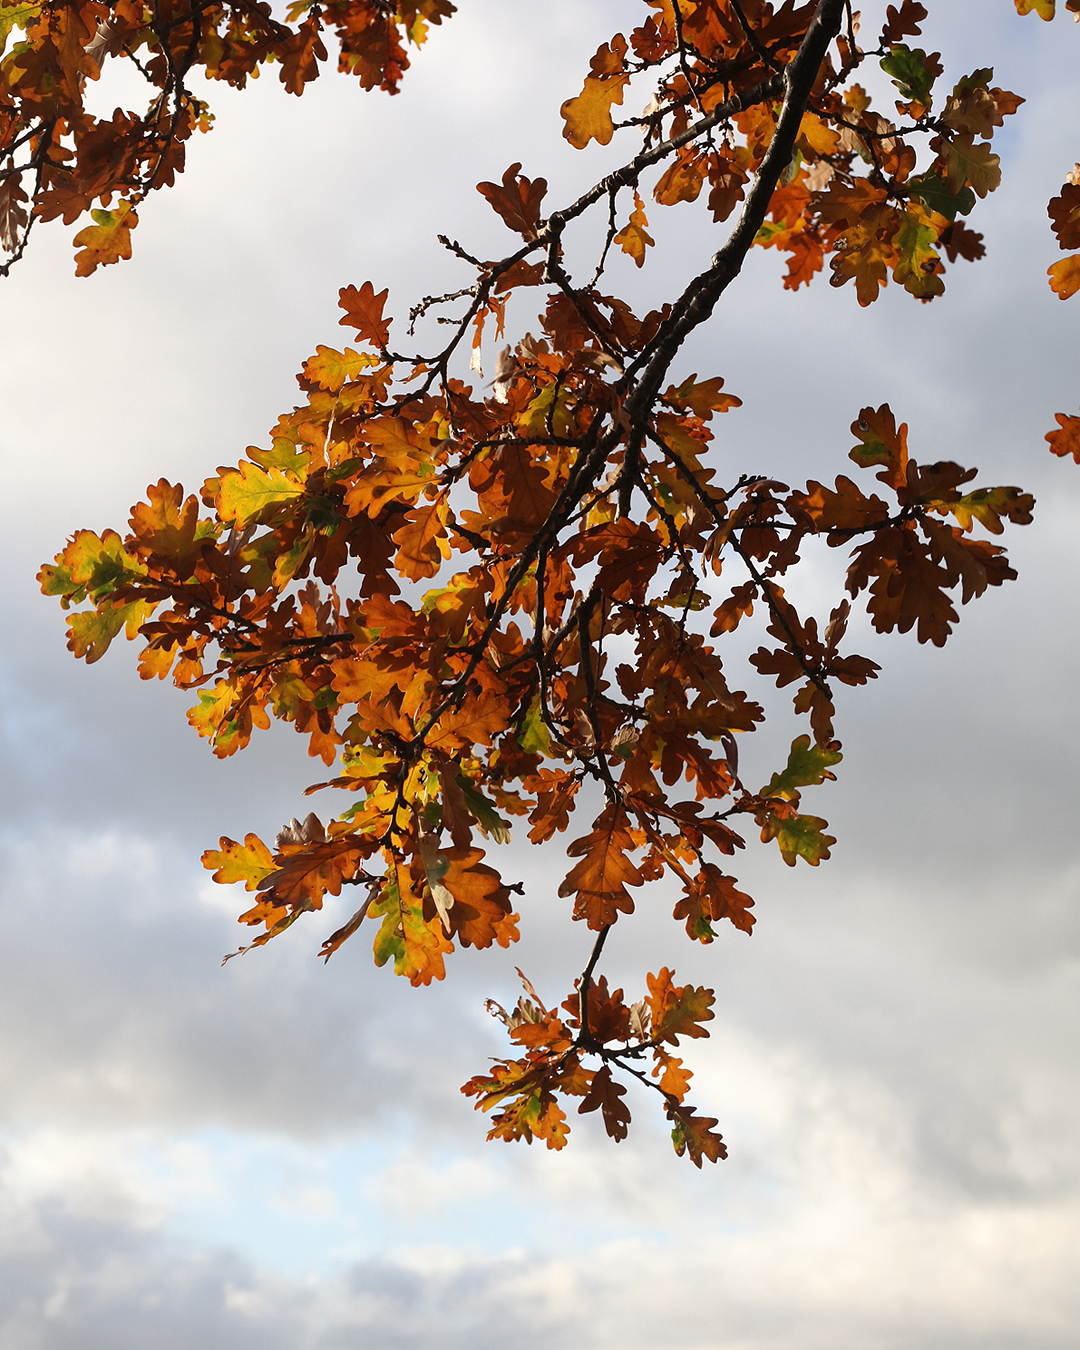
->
(1048, 254), (1080, 299)
(72, 201), (137, 277)
(477, 162), (548, 239)
(302, 345), (380, 392)
(560, 805), (643, 929)
(1046, 409), (1080, 461)
(338, 281), (392, 349)
(202, 834), (275, 890)
(761, 735), (842, 800)
(760, 810), (835, 866)
(217, 462), (305, 528)
(561, 69), (629, 148)
(614, 191), (654, 267)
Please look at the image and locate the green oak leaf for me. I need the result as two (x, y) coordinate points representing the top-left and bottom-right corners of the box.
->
(907, 173), (976, 221)
(760, 811), (835, 866)
(880, 44), (938, 106)
(761, 735), (842, 801)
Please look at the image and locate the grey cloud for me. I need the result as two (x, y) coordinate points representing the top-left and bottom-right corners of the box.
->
(0, 1206), (295, 1350)
(0, 827), (495, 1135)
(0, 1180), (1077, 1350)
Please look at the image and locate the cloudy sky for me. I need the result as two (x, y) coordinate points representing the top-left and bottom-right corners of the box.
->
(2, 2), (1079, 1346)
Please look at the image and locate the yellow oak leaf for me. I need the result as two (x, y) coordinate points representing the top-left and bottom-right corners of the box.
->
(217, 461), (306, 528)
(1048, 253), (1080, 299)
(202, 834), (275, 890)
(72, 201), (138, 276)
(561, 73), (629, 149)
(614, 191), (654, 267)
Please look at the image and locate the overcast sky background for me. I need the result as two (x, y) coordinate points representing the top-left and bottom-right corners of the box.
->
(1, 2), (1079, 1346)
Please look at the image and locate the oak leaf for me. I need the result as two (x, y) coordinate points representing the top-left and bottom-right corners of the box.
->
(128, 480), (204, 569)
(65, 599), (153, 662)
(217, 462), (305, 529)
(560, 39), (629, 149)
(392, 499), (452, 580)
(371, 868), (454, 986)
(791, 475), (889, 538)
(654, 148), (705, 205)
(668, 1102), (727, 1166)
(338, 281), (392, 349)
(203, 834), (275, 890)
(1048, 254), (1080, 299)
(526, 769), (580, 844)
(880, 44), (940, 107)
(939, 220), (985, 262)
(0, 172), (28, 253)
(72, 201), (137, 276)
(943, 137), (1000, 198)
(302, 345), (380, 392)
(614, 191), (654, 267)
(761, 735), (842, 800)
(563, 974), (631, 1044)
(438, 848), (518, 949)
(578, 1065), (631, 1141)
(1049, 184), (1080, 249)
(849, 404), (909, 490)
(760, 810), (835, 865)
(652, 1049), (692, 1102)
(517, 695), (553, 759)
(663, 374), (742, 419)
(646, 968), (715, 1044)
(1046, 409), (1080, 461)
(881, 2), (928, 42)
(560, 805), (643, 928)
(476, 162), (547, 239)
(673, 865), (755, 940)
(425, 694), (509, 753)
(576, 520), (665, 604)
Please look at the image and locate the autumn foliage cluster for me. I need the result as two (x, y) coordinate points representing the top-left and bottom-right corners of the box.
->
(17, 0), (1079, 1162)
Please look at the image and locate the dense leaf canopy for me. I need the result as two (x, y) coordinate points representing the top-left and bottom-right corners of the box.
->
(24, 0), (1078, 1162)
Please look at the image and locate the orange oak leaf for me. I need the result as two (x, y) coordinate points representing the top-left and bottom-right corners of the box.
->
(646, 968), (715, 1044)
(673, 864), (755, 940)
(425, 694), (509, 753)
(439, 848), (519, 949)
(338, 281), (392, 349)
(1048, 254), (1080, 299)
(849, 404), (909, 490)
(1046, 409), (1080, 462)
(652, 1048), (693, 1102)
(392, 499), (452, 580)
(614, 191), (655, 267)
(559, 805), (643, 928)
(668, 1101), (727, 1166)
(476, 162), (548, 239)
(561, 49), (629, 149)
(563, 974), (632, 1044)
(526, 769), (581, 844)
